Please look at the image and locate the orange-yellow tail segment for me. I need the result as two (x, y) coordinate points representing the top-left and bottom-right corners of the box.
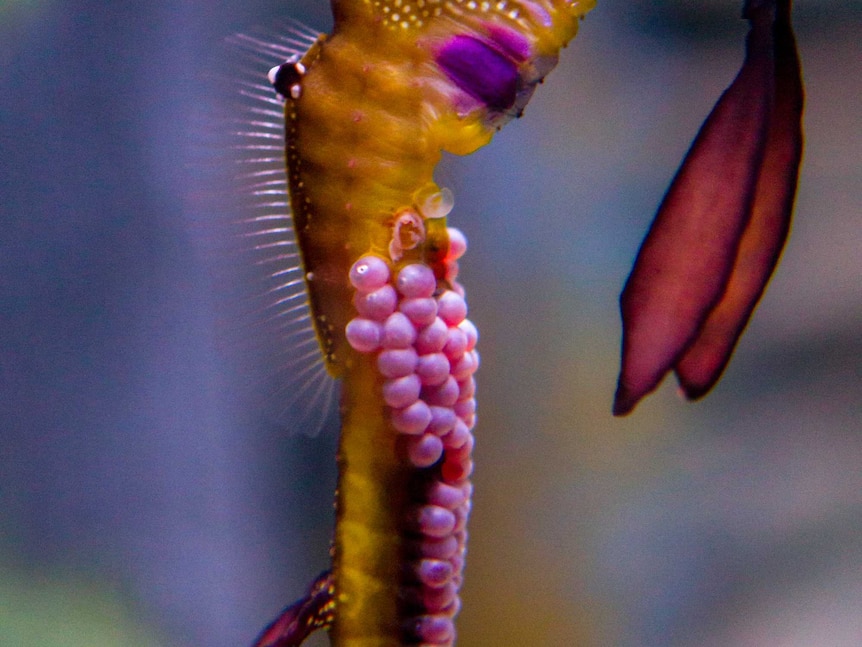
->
(264, 0), (593, 644)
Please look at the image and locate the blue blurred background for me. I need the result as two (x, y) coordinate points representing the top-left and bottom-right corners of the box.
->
(1, 1), (860, 645)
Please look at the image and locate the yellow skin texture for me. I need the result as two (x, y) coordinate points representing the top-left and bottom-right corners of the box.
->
(284, 0), (594, 643)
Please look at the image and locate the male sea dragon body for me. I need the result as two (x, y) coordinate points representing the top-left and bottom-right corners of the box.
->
(235, 0), (803, 644)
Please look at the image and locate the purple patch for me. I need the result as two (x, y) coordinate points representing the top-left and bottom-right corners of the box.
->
(437, 35), (518, 111)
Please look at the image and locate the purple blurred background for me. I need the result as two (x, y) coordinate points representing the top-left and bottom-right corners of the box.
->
(1, 1), (860, 645)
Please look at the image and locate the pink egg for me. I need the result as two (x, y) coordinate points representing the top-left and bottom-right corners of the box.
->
(416, 352), (450, 386)
(416, 558), (454, 588)
(391, 399), (432, 435)
(377, 348), (418, 378)
(415, 317), (448, 354)
(416, 505), (456, 538)
(348, 255), (390, 291)
(399, 297), (438, 327)
(423, 376), (459, 407)
(353, 284), (397, 320)
(345, 318), (382, 353)
(396, 263), (437, 298)
(457, 319), (478, 350)
(413, 615), (455, 644)
(406, 433), (444, 467)
(436, 290), (467, 326)
(446, 227), (467, 260)
(381, 311), (418, 348)
(382, 374), (422, 408)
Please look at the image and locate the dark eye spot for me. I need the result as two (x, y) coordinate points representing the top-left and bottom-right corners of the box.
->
(436, 36), (518, 112)
(268, 59), (302, 97)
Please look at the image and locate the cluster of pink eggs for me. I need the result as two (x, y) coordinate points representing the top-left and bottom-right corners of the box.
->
(343, 227), (476, 645)
(344, 240), (478, 472)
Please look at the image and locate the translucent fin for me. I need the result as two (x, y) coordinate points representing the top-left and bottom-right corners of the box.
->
(190, 21), (337, 436)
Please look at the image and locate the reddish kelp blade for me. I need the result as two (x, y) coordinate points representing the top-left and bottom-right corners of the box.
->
(252, 571), (334, 647)
(613, 5), (778, 416)
(674, 1), (803, 398)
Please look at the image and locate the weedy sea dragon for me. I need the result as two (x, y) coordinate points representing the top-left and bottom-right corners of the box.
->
(226, 0), (803, 644)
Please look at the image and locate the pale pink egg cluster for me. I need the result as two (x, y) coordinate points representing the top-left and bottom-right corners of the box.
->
(344, 228), (476, 646)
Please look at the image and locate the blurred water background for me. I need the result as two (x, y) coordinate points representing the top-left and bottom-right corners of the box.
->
(1, 1), (860, 645)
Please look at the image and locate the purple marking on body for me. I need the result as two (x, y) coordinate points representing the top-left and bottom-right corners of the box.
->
(520, 0), (553, 27)
(444, 597), (462, 619)
(444, 260), (460, 282)
(460, 481), (473, 500)
(436, 35), (519, 111)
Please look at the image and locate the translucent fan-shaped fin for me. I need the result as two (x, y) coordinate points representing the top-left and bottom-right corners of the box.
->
(190, 21), (337, 436)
